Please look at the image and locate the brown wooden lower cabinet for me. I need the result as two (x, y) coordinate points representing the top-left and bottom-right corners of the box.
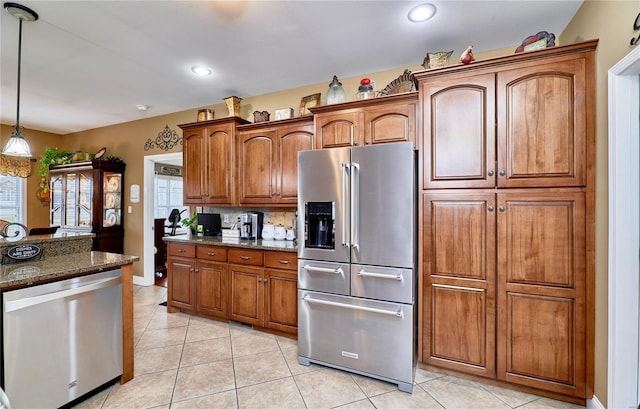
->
(422, 190), (587, 399)
(167, 242), (298, 335)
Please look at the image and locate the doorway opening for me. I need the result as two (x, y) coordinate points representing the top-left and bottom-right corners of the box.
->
(607, 45), (640, 409)
(141, 152), (183, 287)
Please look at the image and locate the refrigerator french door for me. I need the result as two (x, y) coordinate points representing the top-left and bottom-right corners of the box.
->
(297, 142), (417, 393)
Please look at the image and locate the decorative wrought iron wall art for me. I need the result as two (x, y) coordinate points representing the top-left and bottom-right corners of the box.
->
(144, 125), (182, 151)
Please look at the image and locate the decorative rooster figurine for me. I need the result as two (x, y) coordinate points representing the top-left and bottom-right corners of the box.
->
(460, 45), (474, 65)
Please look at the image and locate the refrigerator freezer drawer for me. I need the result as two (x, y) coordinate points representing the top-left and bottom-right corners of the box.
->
(298, 290), (414, 390)
(298, 259), (349, 296)
(351, 264), (414, 304)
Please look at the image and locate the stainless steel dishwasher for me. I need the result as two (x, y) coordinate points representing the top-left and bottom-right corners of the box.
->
(2, 268), (123, 409)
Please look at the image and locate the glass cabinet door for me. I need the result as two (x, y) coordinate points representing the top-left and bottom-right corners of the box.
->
(103, 172), (122, 227)
(65, 173), (77, 227)
(50, 175), (63, 226)
(78, 173), (92, 227)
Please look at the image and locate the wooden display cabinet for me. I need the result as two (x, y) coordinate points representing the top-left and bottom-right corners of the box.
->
(49, 159), (125, 253)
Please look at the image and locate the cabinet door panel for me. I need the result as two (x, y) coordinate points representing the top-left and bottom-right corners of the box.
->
(239, 133), (276, 204)
(167, 257), (195, 311)
(196, 260), (227, 319)
(206, 125), (233, 204)
(422, 192), (495, 377)
(503, 293), (575, 385)
(500, 195), (584, 287)
(278, 125), (313, 203)
(422, 73), (495, 189)
(315, 111), (359, 148)
(364, 100), (416, 145)
(183, 130), (205, 203)
(228, 265), (263, 326)
(265, 269), (298, 334)
(497, 192), (586, 396)
(430, 284), (489, 368)
(497, 58), (586, 187)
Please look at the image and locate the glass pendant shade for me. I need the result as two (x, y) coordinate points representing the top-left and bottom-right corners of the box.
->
(3, 127), (31, 157)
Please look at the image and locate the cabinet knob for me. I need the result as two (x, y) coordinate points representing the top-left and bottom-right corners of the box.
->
(488, 206), (495, 212)
(499, 206), (506, 212)
(499, 169), (506, 176)
(240, 256), (250, 260)
(178, 248), (185, 253)
(488, 170), (495, 177)
(365, 140), (371, 145)
(207, 252), (215, 256)
(271, 192), (276, 197)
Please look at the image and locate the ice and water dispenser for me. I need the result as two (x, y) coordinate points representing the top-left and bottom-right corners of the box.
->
(304, 202), (335, 250)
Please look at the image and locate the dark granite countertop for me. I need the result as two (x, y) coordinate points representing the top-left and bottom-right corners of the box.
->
(163, 234), (298, 253)
(0, 251), (140, 290)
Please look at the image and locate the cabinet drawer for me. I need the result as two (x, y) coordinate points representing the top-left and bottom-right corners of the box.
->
(264, 251), (298, 271)
(196, 246), (228, 262)
(228, 248), (263, 266)
(167, 243), (195, 258)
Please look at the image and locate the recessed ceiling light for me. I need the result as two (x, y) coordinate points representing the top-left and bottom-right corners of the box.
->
(191, 66), (212, 76)
(408, 3), (437, 22)
(136, 104), (150, 111)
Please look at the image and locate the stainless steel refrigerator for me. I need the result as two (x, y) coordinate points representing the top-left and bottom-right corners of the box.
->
(297, 142), (417, 393)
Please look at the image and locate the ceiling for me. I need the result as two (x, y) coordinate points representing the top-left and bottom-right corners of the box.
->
(0, 0), (583, 135)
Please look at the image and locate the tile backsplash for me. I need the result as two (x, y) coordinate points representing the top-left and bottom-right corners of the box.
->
(203, 207), (297, 229)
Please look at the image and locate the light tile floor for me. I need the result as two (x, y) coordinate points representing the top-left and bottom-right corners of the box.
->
(73, 285), (586, 409)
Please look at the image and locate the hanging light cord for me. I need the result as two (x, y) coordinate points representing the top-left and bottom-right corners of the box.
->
(14, 17), (23, 131)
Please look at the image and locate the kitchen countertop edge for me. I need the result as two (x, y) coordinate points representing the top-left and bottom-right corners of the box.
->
(163, 235), (297, 253)
(1, 251), (140, 290)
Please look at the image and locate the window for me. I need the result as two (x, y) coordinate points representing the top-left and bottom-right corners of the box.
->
(154, 174), (187, 220)
(0, 175), (26, 224)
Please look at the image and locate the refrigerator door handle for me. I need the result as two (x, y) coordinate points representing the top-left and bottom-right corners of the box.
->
(341, 162), (350, 247)
(357, 269), (403, 281)
(351, 162), (359, 250)
(302, 295), (403, 317)
(303, 264), (344, 275)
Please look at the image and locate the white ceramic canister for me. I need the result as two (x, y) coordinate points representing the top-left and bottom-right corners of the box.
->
(262, 223), (275, 240)
(274, 225), (286, 240)
(285, 229), (295, 241)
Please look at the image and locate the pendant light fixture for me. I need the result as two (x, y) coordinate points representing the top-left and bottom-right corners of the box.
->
(2, 2), (38, 157)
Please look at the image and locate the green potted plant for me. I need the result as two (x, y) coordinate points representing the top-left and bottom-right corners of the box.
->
(38, 147), (73, 195)
(180, 212), (198, 233)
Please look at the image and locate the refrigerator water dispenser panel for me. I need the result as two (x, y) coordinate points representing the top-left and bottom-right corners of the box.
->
(305, 202), (335, 249)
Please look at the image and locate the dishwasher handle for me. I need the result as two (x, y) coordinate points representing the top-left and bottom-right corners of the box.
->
(4, 276), (122, 313)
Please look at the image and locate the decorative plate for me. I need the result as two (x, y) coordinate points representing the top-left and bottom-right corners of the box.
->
(380, 69), (418, 96)
(94, 147), (107, 160)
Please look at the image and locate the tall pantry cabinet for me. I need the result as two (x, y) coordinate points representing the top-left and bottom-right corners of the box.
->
(416, 40), (597, 400)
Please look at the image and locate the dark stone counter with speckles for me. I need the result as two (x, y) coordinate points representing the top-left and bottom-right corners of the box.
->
(0, 232), (139, 290)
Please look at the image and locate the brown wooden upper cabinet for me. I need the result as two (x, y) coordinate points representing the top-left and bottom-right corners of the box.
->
(421, 54), (588, 189)
(237, 117), (313, 206)
(179, 117), (249, 205)
(311, 92), (417, 149)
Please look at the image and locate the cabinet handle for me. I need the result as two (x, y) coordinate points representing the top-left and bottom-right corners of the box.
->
(177, 249), (185, 253)
(499, 206), (506, 212)
(207, 252), (216, 256)
(499, 169), (506, 176)
(240, 256), (250, 260)
(271, 192), (276, 196)
(189, 268), (194, 272)
(488, 206), (495, 212)
(278, 260), (290, 264)
(194, 268), (199, 273)
(488, 170), (494, 177)
(276, 192), (280, 196)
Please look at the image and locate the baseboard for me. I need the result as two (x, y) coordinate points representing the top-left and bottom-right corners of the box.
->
(587, 395), (605, 409)
(133, 275), (154, 286)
